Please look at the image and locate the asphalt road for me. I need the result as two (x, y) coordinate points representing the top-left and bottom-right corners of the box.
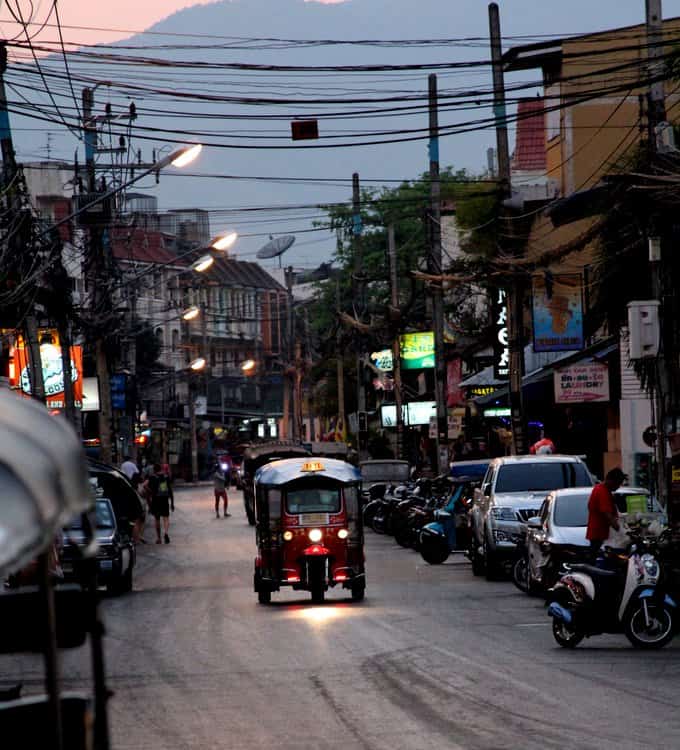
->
(4, 485), (680, 750)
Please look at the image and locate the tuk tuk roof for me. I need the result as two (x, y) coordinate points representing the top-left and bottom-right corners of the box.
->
(255, 457), (361, 485)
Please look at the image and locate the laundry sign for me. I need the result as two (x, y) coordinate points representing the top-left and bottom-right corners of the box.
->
(554, 363), (610, 404)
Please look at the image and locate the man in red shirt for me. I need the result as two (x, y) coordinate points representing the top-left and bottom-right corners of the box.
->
(586, 467), (626, 555)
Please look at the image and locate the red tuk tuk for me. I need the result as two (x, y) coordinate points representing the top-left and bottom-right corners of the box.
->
(253, 457), (365, 604)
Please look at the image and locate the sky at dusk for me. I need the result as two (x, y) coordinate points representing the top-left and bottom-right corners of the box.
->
(0, 0), (343, 47)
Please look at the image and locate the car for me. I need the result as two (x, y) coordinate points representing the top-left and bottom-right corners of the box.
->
(469, 455), (594, 578)
(525, 486), (659, 591)
(359, 459), (410, 500)
(62, 495), (136, 595)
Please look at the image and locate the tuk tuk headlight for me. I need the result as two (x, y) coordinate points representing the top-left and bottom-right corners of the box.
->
(337, 529), (349, 539)
(308, 528), (323, 542)
(283, 531), (294, 542)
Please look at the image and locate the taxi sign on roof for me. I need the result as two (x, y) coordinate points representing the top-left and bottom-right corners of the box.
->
(301, 460), (325, 473)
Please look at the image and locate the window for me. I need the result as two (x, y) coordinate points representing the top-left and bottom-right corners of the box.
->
(553, 495), (590, 527)
(286, 486), (341, 514)
(171, 329), (179, 353)
(494, 462), (592, 494)
(268, 488), (281, 520)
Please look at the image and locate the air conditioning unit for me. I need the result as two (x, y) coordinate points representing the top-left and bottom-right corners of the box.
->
(627, 300), (660, 359)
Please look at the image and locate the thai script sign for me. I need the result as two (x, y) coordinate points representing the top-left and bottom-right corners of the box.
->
(554, 363), (609, 404)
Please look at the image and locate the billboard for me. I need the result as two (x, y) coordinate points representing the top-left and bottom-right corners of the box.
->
(532, 274), (584, 352)
(554, 363), (609, 404)
(9, 335), (83, 410)
(381, 401), (436, 427)
(400, 332), (434, 370)
(492, 288), (509, 380)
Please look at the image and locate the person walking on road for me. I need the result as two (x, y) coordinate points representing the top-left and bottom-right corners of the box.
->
(586, 467), (626, 557)
(144, 463), (174, 544)
(214, 462), (230, 518)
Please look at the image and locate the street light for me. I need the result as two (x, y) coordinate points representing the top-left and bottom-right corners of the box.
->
(191, 254), (214, 273)
(167, 143), (202, 169)
(182, 306), (200, 321)
(189, 356), (206, 371)
(211, 231), (238, 251)
(241, 359), (256, 373)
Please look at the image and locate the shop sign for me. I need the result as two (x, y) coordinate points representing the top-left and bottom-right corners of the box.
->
(469, 386), (496, 397)
(447, 409), (465, 439)
(554, 363), (609, 404)
(532, 274), (584, 352)
(381, 401), (436, 427)
(9, 335), (83, 410)
(81, 377), (100, 412)
(492, 289), (509, 380)
(400, 331), (435, 370)
(484, 407), (511, 417)
(429, 416), (438, 439)
(370, 349), (393, 371)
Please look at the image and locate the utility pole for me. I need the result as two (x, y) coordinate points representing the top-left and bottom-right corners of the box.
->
(388, 224), (404, 460)
(189, 377), (199, 483)
(83, 85), (114, 464)
(489, 3), (526, 455)
(428, 74), (448, 473)
(645, 0), (670, 508)
(284, 266), (297, 440)
(352, 172), (368, 460)
(335, 279), (346, 444)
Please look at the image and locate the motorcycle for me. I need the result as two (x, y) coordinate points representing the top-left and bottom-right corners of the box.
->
(547, 530), (677, 649)
(418, 479), (476, 565)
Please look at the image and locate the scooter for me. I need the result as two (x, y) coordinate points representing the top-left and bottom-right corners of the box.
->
(418, 480), (474, 565)
(547, 530), (677, 649)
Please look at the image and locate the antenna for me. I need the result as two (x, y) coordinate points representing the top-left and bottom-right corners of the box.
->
(256, 235), (296, 268)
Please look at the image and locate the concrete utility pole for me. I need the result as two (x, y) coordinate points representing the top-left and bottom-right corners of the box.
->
(83, 85), (114, 464)
(645, 0), (670, 507)
(352, 172), (369, 460)
(428, 74), (448, 474)
(388, 224), (404, 460)
(489, 3), (526, 455)
(335, 278), (346, 442)
(284, 266), (297, 440)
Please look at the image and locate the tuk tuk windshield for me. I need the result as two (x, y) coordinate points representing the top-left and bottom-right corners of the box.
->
(286, 486), (341, 514)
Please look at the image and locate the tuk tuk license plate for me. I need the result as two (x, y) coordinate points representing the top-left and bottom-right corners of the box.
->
(98, 560), (113, 570)
(300, 513), (329, 525)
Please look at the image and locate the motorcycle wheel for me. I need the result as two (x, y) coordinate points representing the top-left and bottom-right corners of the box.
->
(552, 618), (584, 649)
(394, 526), (414, 548)
(624, 602), (674, 649)
(420, 535), (449, 565)
(371, 514), (387, 535)
(470, 543), (485, 576)
(512, 556), (531, 594)
(363, 504), (378, 528)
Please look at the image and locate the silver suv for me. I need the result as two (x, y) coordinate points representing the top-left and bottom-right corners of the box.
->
(469, 455), (594, 579)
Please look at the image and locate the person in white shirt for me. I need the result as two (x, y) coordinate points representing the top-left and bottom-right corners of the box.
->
(121, 456), (140, 484)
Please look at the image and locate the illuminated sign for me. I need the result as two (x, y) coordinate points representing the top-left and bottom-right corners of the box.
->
(301, 460), (325, 473)
(469, 386), (496, 397)
(492, 289), (509, 380)
(381, 401), (436, 427)
(400, 331), (435, 370)
(370, 349), (394, 371)
(9, 333), (83, 410)
(483, 407), (511, 417)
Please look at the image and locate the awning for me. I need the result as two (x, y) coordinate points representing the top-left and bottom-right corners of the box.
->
(472, 337), (618, 406)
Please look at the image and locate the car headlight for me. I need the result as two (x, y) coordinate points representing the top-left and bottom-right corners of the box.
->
(490, 507), (516, 521)
(641, 553), (659, 579)
(283, 531), (294, 542)
(337, 529), (349, 539)
(308, 528), (323, 542)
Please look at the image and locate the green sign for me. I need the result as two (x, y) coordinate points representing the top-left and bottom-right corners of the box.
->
(400, 332), (435, 370)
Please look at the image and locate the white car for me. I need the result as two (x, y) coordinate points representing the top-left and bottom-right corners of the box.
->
(525, 486), (657, 591)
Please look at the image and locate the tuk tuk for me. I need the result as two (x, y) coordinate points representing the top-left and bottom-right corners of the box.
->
(253, 457), (365, 604)
(242, 442), (311, 525)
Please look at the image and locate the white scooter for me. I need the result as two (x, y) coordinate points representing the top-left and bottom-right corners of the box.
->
(547, 529), (677, 649)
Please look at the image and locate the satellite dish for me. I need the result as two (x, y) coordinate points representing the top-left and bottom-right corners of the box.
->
(257, 235), (296, 266)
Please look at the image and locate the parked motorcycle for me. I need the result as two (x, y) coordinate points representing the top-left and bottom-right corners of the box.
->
(547, 530), (677, 649)
(419, 479), (476, 565)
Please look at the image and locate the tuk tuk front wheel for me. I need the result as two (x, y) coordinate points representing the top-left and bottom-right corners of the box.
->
(258, 589), (271, 604)
(351, 583), (365, 602)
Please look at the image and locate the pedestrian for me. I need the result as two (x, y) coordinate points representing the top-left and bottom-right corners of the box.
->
(586, 467), (626, 558)
(144, 463), (174, 544)
(161, 462), (175, 512)
(120, 455), (142, 493)
(214, 461), (230, 518)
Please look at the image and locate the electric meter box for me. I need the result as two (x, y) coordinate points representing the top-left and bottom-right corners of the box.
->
(627, 300), (660, 359)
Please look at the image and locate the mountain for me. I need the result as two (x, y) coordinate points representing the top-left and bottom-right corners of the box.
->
(11, 0), (658, 267)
